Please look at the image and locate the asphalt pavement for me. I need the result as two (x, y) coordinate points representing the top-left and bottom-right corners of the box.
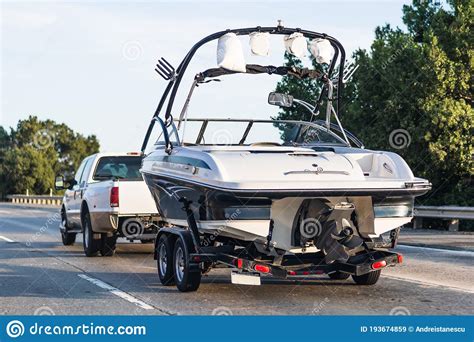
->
(0, 203), (472, 315)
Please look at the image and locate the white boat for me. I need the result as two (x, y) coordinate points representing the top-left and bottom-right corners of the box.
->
(140, 23), (431, 291)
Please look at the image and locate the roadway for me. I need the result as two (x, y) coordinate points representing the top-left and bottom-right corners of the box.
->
(0, 203), (472, 315)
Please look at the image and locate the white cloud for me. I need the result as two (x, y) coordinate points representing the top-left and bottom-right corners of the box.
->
(1, 1), (409, 151)
(2, 7), (58, 30)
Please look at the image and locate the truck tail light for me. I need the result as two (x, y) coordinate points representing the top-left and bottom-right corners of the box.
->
(110, 186), (119, 207)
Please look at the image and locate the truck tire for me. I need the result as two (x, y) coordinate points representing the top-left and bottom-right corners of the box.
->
(157, 234), (175, 286)
(60, 208), (76, 246)
(173, 237), (201, 292)
(352, 270), (381, 285)
(100, 233), (117, 257)
(328, 271), (350, 280)
(82, 211), (100, 257)
(61, 231), (76, 246)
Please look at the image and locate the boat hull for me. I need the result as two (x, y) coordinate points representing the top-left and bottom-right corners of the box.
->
(142, 171), (425, 249)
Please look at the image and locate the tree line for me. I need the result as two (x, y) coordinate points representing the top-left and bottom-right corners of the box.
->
(0, 116), (99, 197)
(275, 0), (473, 206)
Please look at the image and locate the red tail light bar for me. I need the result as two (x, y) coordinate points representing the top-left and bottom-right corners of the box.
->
(254, 264), (271, 274)
(371, 260), (387, 270)
(110, 186), (119, 207)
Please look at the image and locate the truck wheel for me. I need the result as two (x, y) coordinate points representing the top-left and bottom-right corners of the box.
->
(157, 235), (175, 286)
(328, 271), (350, 280)
(100, 233), (117, 257)
(61, 232), (76, 246)
(352, 270), (381, 285)
(173, 237), (201, 292)
(60, 208), (76, 246)
(82, 211), (100, 257)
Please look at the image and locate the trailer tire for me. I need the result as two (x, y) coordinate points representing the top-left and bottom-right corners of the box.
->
(157, 234), (176, 286)
(82, 211), (100, 257)
(352, 270), (381, 285)
(100, 233), (117, 257)
(328, 271), (350, 280)
(173, 237), (201, 292)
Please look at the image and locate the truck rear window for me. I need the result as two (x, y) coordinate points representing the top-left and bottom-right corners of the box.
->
(93, 156), (142, 181)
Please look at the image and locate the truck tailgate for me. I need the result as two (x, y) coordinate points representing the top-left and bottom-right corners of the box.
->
(118, 180), (158, 215)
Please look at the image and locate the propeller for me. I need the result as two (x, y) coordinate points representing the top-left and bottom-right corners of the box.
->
(331, 220), (364, 249)
(316, 218), (364, 264)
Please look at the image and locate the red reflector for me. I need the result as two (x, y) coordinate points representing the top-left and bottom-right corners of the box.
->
(288, 270), (296, 276)
(237, 259), (243, 269)
(110, 186), (119, 207)
(397, 254), (403, 264)
(193, 256), (201, 262)
(302, 271), (310, 275)
(254, 264), (270, 274)
(372, 260), (387, 270)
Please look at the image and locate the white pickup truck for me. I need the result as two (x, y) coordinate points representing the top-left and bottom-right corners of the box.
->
(54, 152), (160, 257)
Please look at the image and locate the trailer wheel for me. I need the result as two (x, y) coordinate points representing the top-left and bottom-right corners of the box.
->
(82, 211), (100, 257)
(173, 237), (201, 292)
(328, 271), (350, 280)
(100, 233), (117, 257)
(157, 234), (175, 286)
(352, 270), (381, 285)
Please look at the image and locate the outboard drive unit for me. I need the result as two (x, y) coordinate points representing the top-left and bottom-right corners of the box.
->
(293, 198), (374, 263)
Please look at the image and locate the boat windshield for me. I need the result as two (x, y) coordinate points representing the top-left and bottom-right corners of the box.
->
(175, 119), (348, 146)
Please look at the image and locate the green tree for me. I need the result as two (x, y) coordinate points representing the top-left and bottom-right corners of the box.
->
(1, 146), (56, 195)
(274, 52), (320, 122)
(0, 116), (99, 197)
(276, 0), (473, 206)
(345, 0), (473, 205)
(0, 126), (11, 161)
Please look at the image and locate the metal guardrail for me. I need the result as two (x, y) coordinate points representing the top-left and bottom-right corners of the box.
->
(413, 206), (474, 231)
(414, 206), (474, 220)
(6, 195), (62, 206)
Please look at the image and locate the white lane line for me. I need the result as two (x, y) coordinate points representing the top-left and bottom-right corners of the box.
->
(382, 274), (474, 294)
(398, 244), (474, 257)
(0, 235), (15, 243)
(77, 274), (154, 310)
(137, 266), (157, 270)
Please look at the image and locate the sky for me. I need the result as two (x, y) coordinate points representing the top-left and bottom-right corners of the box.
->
(1, 0), (412, 152)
